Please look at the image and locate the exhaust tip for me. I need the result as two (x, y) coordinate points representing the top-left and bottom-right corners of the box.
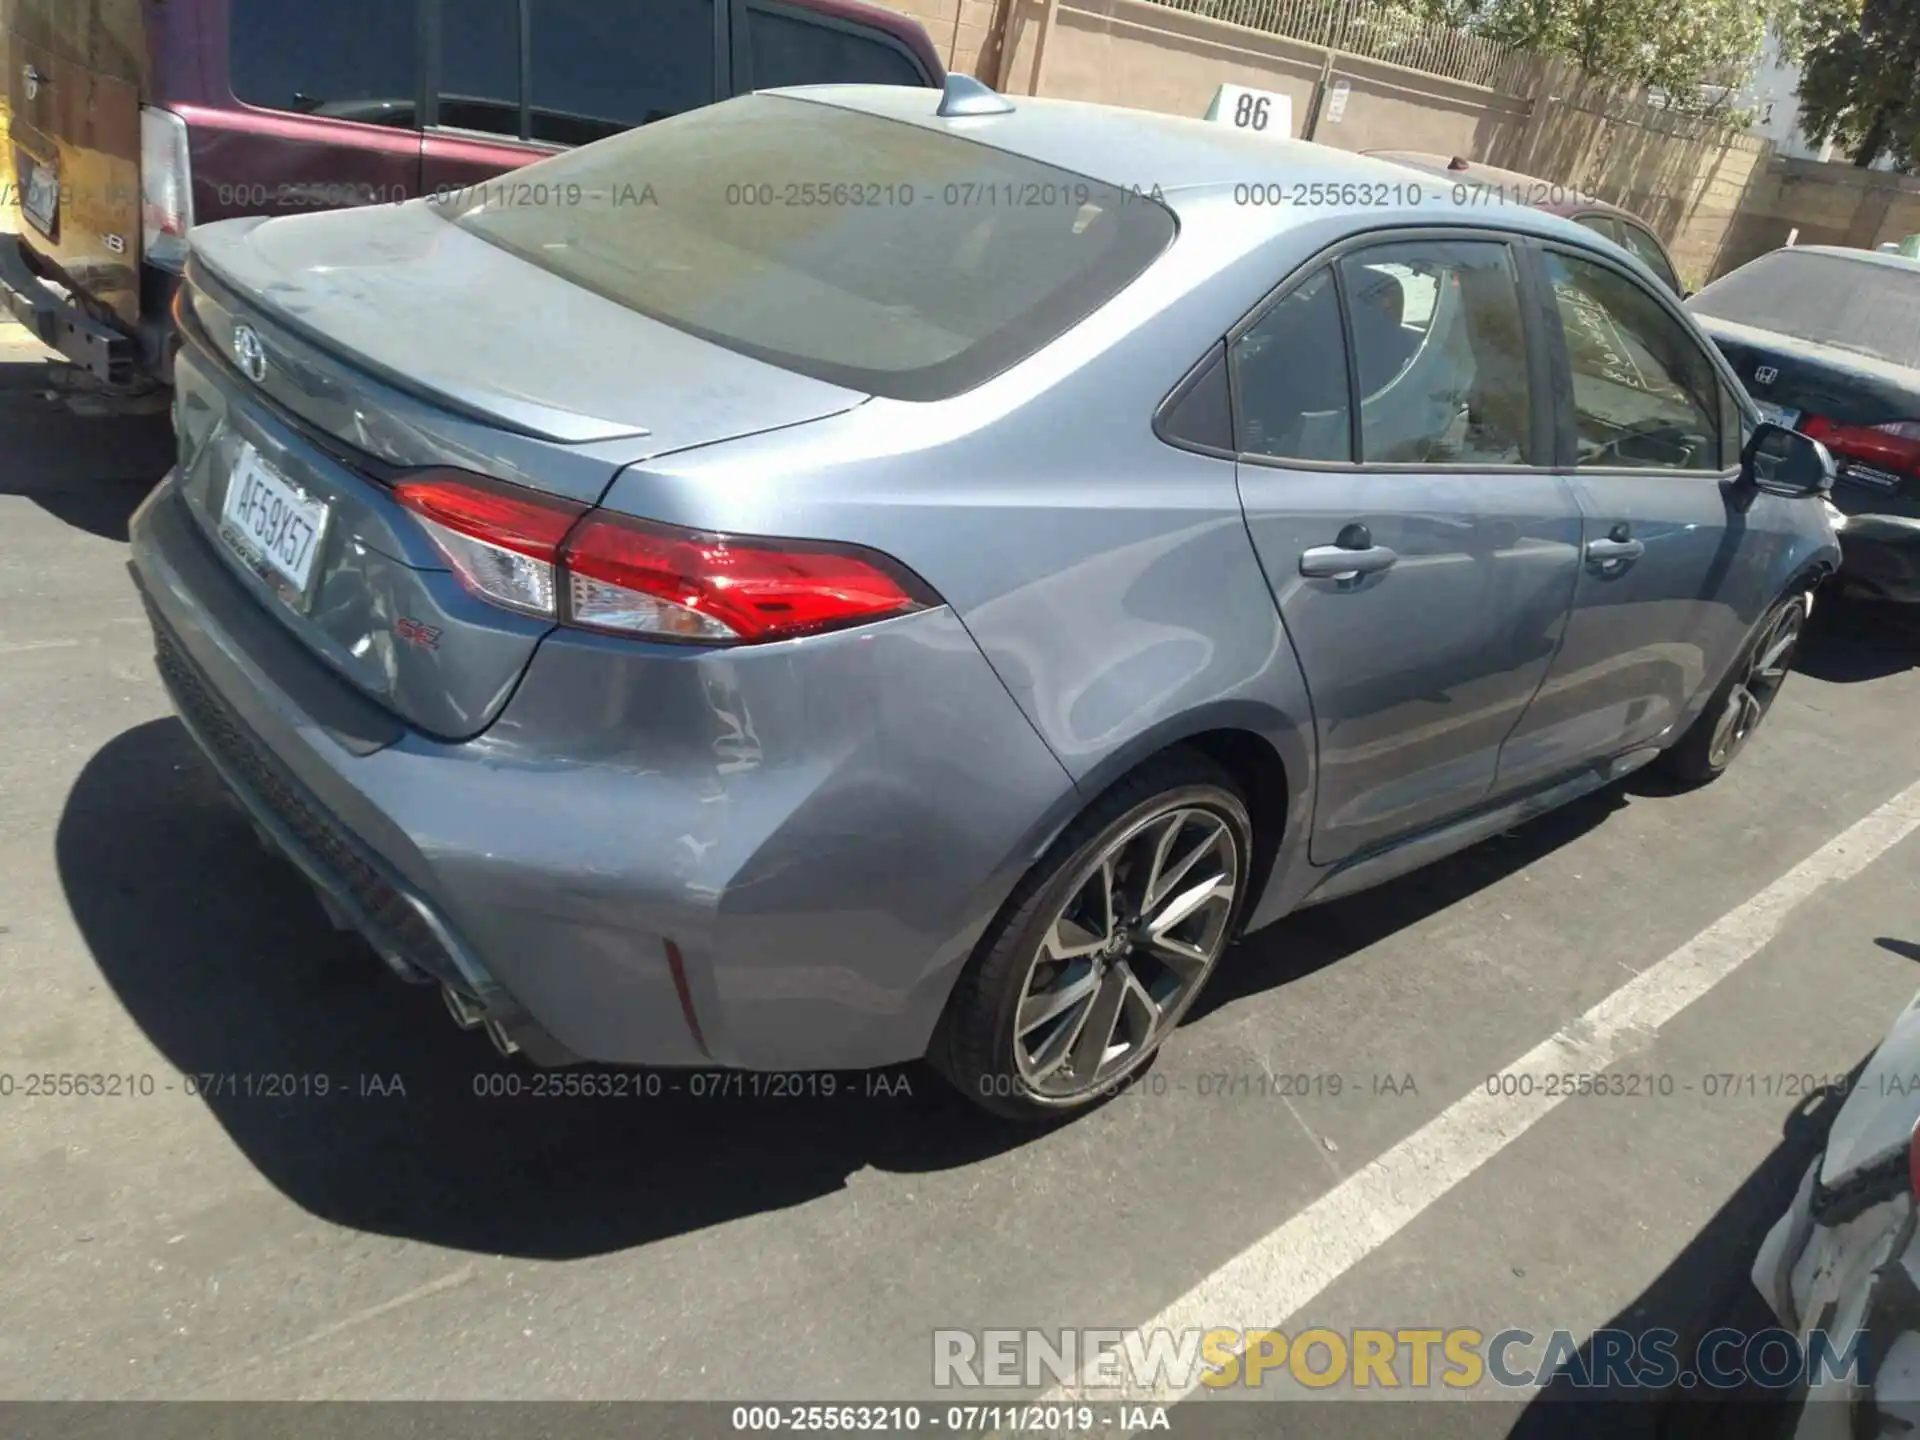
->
(442, 984), (486, 1031)
(484, 1019), (522, 1058)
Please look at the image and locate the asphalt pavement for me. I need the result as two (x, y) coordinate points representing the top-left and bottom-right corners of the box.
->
(5, 308), (1920, 1438)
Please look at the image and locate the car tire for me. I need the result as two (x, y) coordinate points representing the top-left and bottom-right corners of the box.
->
(1659, 588), (1810, 789)
(932, 748), (1253, 1122)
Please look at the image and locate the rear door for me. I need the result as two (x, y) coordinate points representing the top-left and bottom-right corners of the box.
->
(1496, 245), (1758, 786)
(1231, 232), (1583, 865)
(7, 0), (144, 323)
(202, 0), (423, 224)
(420, 0), (722, 193)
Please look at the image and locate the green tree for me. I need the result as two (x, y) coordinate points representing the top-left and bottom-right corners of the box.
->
(1794, 0), (1920, 167)
(1429, 0), (1770, 105)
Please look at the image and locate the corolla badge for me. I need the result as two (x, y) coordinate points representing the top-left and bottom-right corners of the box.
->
(232, 324), (268, 383)
(1753, 365), (1778, 385)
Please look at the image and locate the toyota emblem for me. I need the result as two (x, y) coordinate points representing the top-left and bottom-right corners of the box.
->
(23, 65), (42, 101)
(232, 324), (268, 384)
(1753, 365), (1778, 386)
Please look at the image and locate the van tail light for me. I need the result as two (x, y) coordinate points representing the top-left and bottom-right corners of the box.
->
(1801, 415), (1920, 482)
(395, 470), (937, 644)
(141, 107), (195, 269)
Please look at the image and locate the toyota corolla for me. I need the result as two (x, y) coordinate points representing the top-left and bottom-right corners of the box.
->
(130, 79), (1840, 1119)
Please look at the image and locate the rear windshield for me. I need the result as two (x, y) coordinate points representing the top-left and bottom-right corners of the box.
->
(1687, 249), (1920, 371)
(430, 93), (1176, 401)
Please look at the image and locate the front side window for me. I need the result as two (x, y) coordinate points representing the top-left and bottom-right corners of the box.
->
(435, 94), (1176, 400)
(744, 4), (928, 88)
(230, 0), (418, 127)
(1232, 270), (1352, 463)
(1544, 250), (1722, 470)
(529, 0), (716, 146)
(1338, 239), (1533, 466)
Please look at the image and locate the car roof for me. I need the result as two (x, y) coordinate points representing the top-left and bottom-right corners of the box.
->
(1361, 150), (1635, 221)
(1771, 243), (1920, 274)
(770, 87), (1639, 250)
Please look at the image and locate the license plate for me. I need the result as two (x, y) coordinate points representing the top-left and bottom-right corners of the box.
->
(218, 443), (330, 605)
(1753, 400), (1800, 430)
(21, 161), (59, 237)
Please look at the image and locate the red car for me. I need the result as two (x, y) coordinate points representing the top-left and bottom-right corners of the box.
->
(3, 0), (944, 386)
(1366, 151), (1687, 297)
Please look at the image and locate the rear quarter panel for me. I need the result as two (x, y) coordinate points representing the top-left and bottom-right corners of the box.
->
(594, 202), (1353, 931)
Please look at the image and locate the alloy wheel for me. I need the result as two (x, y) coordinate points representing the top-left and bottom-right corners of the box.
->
(1707, 596), (1805, 770)
(1011, 804), (1241, 1099)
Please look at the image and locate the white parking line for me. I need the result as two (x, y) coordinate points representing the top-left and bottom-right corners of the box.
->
(1048, 775), (1920, 1405)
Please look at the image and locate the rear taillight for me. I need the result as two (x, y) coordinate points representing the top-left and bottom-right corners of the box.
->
(394, 473), (585, 617)
(394, 470), (936, 644)
(1802, 415), (1920, 481)
(140, 107), (194, 269)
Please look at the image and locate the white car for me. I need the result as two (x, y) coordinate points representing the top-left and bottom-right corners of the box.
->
(1754, 989), (1920, 1434)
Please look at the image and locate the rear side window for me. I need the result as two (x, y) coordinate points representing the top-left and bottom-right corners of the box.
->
(231, 0), (419, 127)
(1339, 239), (1532, 465)
(744, 4), (929, 88)
(1573, 214), (1620, 245)
(529, 0), (716, 145)
(1617, 223), (1679, 293)
(435, 94), (1176, 401)
(1544, 251), (1724, 470)
(439, 0), (522, 137)
(1233, 271), (1352, 463)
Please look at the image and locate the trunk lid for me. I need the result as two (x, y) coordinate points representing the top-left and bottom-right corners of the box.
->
(172, 207), (868, 740)
(186, 207), (868, 448)
(1695, 314), (1920, 516)
(7, 0), (145, 325)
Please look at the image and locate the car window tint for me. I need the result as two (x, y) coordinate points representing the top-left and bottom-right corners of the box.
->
(230, 0), (418, 127)
(1232, 270), (1352, 463)
(1617, 223), (1679, 291)
(1338, 239), (1532, 466)
(746, 5), (927, 87)
(1574, 214), (1619, 244)
(1544, 251), (1723, 470)
(436, 94), (1175, 401)
(439, 0), (522, 137)
(528, 0), (714, 146)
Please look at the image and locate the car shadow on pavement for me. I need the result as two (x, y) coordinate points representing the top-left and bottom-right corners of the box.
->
(59, 717), (1029, 1261)
(1792, 595), (1920, 684)
(1190, 782), (1629, 1023)
(0, 353), (171, 541)
(64, 714), (1636, 1262)
(1503, 1062), (1866, 1440)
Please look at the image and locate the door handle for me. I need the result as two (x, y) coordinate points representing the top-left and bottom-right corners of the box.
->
(1300, 544), (1399, 580)
(1585, 537), (1645, 564)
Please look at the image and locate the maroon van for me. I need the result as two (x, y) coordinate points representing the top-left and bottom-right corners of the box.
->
(2, 0), (944, 386)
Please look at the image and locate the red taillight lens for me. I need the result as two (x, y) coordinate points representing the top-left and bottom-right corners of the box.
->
(394, 472), (587, 617)
(562, 511), (933, 643)
(1801, 415), (1920, 481)
(395, 470), (935, 644)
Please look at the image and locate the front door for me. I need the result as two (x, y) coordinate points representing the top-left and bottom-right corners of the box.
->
(1496, 245), (1761, 789)
(1231, 235), (1583, 865)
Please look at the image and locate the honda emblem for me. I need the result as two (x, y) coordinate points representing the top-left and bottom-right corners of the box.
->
(1753, 365), (1778, 385)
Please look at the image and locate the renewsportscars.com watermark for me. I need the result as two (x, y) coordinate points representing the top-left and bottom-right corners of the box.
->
(932, 1326), (1864, 1393)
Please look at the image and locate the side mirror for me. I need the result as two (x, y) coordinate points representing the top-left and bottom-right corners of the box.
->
(1741, 421), (1835, 496)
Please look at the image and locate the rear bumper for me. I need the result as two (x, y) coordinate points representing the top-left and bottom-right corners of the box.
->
(1834, 515), (1920, 603)
(127, 473), (1076, 1071)
(0, 231), (176, 383)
